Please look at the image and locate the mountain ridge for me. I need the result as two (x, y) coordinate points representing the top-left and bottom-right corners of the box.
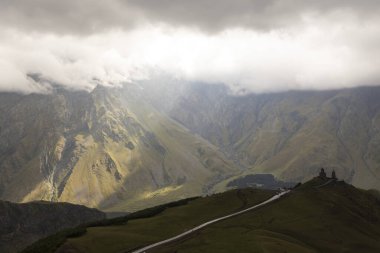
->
(153, 83), (380, 190)
(0, 86), (239, 211)
(1, 83), (380, 212)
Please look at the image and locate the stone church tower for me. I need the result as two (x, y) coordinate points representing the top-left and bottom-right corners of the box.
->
(319, 168), (327, 179)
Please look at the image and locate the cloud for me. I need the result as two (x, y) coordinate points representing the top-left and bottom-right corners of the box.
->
(128, 0), (380, 32)
(0, 29), (139, 93)
(0, 1), (380, 93)
(1, 0), (380, 34)
(1, 19), (380, 93)
(0, 0), (138, 35)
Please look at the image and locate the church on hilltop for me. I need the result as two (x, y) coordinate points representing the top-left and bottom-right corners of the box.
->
(319, 168), (337, 180)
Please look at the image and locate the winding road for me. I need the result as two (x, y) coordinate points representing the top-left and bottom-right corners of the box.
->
(130, 190), (290, 253)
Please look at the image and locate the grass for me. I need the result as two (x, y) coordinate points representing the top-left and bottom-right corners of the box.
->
(151, 179), (380, 253)
(23, 179), (380, 253)
(27, 188), (273, 253)
(62, 188), (273, 253)
(21, 197), (199, 253)
(20, 227), (87, 253)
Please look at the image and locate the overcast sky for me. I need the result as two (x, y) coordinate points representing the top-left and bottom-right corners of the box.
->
(1, 0), (380, 93)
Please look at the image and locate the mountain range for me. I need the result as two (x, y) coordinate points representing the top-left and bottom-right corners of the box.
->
(0, 84), (237, 212)
(1, 81), (380, 211)
(158, 82), (380, 190)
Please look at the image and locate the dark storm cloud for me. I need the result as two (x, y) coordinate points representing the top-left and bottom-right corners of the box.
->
(1, 0), (380, 34)
(127, 0), (380, 32)
(0, 0), (138, 34)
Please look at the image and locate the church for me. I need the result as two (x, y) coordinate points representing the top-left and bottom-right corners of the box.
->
(319, 168), (337, 180)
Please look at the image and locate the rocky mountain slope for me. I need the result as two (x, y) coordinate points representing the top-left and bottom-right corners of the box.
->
(1, 82), (380, 213)
(142, 82), (380, 190)
(0, 86), (238, 211)
(0, 200), (105, 253)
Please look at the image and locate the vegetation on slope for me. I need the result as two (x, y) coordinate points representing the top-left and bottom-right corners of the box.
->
(0, 200), (105, 253)
(150, 178), (380, 253)
(22, 189), (274, 253)
(21, 197), (198, 253)
(25, 178), (380, 253)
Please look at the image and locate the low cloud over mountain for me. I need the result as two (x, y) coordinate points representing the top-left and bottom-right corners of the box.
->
(1, 0), (380, 93)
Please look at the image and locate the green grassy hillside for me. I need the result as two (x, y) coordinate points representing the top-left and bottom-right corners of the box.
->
(155, 179), (380, 253)
(24, 178), (380, 253)
(22, 189), (273, 253)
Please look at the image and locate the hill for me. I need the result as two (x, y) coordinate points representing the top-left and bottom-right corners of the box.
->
(24, 178), (380, 253)
(152, 179), (380, 253)
(0, 200), (105, 253)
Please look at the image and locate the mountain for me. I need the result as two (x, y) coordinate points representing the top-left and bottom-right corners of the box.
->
(0, 200), (105, 253)
(0, 86), (238, 212)
(24, 178), (380, 253)
(140, 82), (380, 191)
(1, 82), (380, 212)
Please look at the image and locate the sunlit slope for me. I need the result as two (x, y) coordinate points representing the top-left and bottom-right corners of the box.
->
(0, 87), (239, 211)
(93, 88), (240, 211)
(53, 179), (380, 253)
